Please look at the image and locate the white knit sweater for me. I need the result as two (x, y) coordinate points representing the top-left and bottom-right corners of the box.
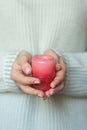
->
(0, 0), (87, 130)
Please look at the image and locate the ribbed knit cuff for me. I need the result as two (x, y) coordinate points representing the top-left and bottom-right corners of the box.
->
(2, 52), (21, 92)
(62, 53), (87, 97)
(52, 48), (87, 97)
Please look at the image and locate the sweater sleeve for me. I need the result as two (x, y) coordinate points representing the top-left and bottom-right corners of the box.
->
(0, 51), (21, 93)
(61, 52), (87, 97)
(1, 50), (87, 96)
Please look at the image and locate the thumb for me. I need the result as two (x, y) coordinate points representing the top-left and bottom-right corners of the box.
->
(17, 52), (32, 75)
(22, 63), (31, 75)
(56, 63), (62, 71)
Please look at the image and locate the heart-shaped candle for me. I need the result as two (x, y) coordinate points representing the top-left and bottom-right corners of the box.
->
(32, 54), (56, 91)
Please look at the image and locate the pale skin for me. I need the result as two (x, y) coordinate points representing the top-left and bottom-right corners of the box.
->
(11, 49), (66, 99)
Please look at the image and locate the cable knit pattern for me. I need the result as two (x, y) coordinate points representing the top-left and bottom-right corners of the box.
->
(0, 0), (87, 130)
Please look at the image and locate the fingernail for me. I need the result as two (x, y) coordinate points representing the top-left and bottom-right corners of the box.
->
(51, 83), (55, 88)
(46, 92), (50, 97)
(38, 93), (43, 98)
(25, 67), (31, 74)
(50, 91), (54, 95)
(34, 80), (40, 84)
(47, 94), (50, 97)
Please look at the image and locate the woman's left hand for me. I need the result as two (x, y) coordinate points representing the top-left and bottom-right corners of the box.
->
(44, 49), (66, 99)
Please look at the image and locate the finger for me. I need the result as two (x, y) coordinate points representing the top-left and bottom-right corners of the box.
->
(17, 52), (32, 75)
(51, 83), (64, 94)
(56, 63), (62, 71)
(44, 49), (60, 62)
(59, 56), (67, 73)
(50, 71), (64, 88)
(22, 63), (32, 75)
(17, 51), (32, 65)
(11, 71), (40, 85)
(50, 57), (66, 88)
(16, 83), (45, 97)
(45, 83), (64, 97)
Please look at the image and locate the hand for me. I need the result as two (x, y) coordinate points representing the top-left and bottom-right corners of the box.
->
(11, 51), (44, 98)
(44, 49), (66, 98)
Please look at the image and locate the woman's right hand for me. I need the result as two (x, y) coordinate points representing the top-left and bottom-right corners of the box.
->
(11, 51), (44, 98)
